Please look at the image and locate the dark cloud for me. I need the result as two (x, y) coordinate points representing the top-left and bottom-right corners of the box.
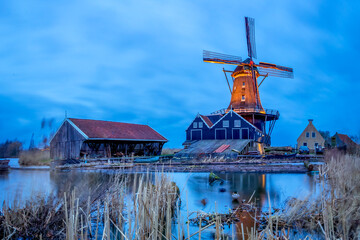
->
(0, 0), (359, 148)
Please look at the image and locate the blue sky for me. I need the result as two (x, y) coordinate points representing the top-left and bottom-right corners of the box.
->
(0, 0), (359, 148)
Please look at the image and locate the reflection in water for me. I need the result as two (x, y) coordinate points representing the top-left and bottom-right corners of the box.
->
(0, 169), (318, 239)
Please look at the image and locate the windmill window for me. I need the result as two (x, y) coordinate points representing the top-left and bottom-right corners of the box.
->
(241, 95), (245, 101)
(234, 120), (241, 127)
(242, 82), (245, 88)
(193, 122), (198, 128)
(199, 122), (203, 128)
(223, 120), (229, 127)
(312, 132), (316, 138)
(306, 132), (310, 138)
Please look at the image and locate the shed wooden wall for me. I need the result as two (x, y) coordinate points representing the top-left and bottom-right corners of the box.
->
(50, 121), (86, 160)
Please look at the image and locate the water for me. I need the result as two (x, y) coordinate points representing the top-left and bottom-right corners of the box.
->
(0, 159), (320, 238)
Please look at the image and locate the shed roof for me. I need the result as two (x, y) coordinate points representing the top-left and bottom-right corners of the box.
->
(68, 118), (167, 141)
(336, 133), (357, 147)
(175, 139), (251, 156)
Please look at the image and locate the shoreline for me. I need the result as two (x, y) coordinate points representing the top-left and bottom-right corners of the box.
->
(54, 158), (323, 173)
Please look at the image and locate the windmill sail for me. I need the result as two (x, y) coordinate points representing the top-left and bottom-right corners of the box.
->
(203, 50), (242, 65)
(245, 17), (257, 59)
(257, 62), (294, 78)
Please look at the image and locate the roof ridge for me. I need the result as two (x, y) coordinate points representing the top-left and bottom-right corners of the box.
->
(68, 118), (148, 126)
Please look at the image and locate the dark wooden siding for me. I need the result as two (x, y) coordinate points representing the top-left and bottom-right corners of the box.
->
(186, 111), (262, 141)
(50, 121), (86, 160)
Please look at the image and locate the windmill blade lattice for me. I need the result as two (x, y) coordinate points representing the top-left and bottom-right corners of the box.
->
(257, 68), (294, 78)
(203, 50), (243, 65)
(257, 62), (294, 78)
(245, 17), (257, 59)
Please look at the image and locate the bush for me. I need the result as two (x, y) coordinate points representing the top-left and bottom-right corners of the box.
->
(19, 149), (51, 166)
(0, 140), (22, 158)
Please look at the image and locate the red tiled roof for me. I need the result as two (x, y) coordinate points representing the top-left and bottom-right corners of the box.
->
(68, 118), (167, 141)
(337, 133), (357, 146)
(200, 115), (214, 127)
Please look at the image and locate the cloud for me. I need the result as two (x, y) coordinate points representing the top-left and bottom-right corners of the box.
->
(0, 0), (359, 147)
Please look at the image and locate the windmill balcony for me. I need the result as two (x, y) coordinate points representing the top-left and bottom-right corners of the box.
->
(211, 108), (279, 118)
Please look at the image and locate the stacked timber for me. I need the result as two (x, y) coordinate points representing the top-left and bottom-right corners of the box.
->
(264, 146), (295, 159)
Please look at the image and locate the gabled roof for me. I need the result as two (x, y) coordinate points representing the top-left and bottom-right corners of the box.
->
(207, 114), (222, 124)
(187, 110), (261, 132)
(200, 115), (215, 127)
(67, 118), (167, 141)
(297, 120), (324, 142)
(211, 110), (261, 132)
(336, 133), (357, 147)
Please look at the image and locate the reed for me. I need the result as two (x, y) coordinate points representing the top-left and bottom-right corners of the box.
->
(4, 156), (357, 240)
(0, 172), (181, 240)
(276, 153), (360, 239)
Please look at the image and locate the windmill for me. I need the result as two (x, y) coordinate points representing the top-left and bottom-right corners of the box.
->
(203, 17), (294, 145)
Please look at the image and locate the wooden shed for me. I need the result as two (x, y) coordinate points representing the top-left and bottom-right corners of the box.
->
(50, 118), (167, 160)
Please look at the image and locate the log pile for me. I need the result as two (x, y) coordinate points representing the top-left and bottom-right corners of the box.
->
(264, 146), (293, 155)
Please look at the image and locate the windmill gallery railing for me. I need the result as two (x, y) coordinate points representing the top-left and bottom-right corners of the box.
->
(211, 108), (279, 117)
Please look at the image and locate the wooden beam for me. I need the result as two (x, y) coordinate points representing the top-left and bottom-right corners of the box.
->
(223, 68), (233, 95)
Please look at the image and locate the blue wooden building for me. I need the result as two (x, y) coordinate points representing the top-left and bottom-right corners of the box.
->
(185, 110), (263, 142)
(176, 110), (265, 158)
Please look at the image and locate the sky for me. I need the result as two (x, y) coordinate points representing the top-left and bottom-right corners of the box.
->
(0, 0), (359, 148)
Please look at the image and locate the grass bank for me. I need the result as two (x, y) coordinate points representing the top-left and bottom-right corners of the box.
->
(19, 149), (51, 166)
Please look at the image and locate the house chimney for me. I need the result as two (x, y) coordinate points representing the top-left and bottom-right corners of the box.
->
(308, 119), (313, 123)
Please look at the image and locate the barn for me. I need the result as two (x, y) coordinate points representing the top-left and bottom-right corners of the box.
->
(50, 118), (167, 160)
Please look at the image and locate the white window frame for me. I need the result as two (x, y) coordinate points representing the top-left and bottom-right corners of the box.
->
(234, 120), (241, 127)
(241, 95), (245, 101)
(306, 132), (310, 138)
(215, 128), (227, 140)
(312, 132), (316, 138)
(222, 120), (229, 128)
(191, 129), (202, 140)
(198, 122), (203, 128)
(193, 122), (198, 128)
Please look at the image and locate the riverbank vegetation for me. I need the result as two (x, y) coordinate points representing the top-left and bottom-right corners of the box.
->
(1, 153), (359, 239)
(19, 149), (51, 166)
(0, 173), (180, 239)
(278, 152), (360, 239)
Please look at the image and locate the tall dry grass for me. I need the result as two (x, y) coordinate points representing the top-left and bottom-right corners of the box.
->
(3, 153), (358, 239)
(0, 173), (181, 239)
(278, 153), (360, 239)
(19, 149), (51, 166)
